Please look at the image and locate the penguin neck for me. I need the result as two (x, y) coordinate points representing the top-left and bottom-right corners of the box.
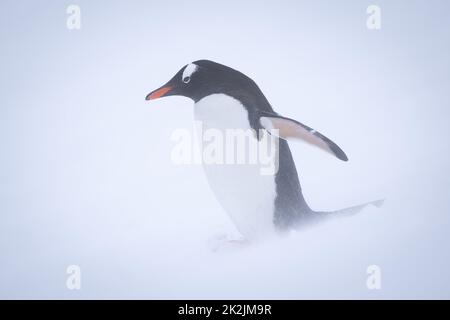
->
(194, 93), (253, 131)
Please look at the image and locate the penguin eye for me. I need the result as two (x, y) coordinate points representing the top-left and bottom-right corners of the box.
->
(183, 76), (191, 84)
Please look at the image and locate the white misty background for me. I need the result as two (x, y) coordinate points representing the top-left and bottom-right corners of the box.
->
(0, 0), (449, 298)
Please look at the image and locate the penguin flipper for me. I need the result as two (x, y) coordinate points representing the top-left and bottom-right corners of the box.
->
(259, 113), (348, 161)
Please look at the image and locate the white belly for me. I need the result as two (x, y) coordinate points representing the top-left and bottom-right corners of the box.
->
(194, 94), (278, 241)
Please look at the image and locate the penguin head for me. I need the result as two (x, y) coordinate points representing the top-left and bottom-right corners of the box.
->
(146, 60), (255, 103)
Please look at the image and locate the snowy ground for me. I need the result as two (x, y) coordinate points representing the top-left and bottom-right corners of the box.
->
(1, 1), (449, 299)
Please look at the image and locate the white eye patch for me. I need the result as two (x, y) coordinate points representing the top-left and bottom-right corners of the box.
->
(182, 63), (198, 83)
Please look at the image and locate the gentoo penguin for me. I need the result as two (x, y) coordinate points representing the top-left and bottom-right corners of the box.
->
(146, 60), (382, 242)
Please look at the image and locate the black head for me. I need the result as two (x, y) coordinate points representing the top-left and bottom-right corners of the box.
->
(145, 60), (267, 104)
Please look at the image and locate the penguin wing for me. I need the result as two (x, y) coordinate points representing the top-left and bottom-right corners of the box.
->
(259, 113), (348, 161)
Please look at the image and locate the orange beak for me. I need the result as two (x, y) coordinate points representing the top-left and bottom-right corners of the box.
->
(145, 86), (172, 100)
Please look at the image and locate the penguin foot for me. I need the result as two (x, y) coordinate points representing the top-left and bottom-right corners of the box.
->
(207, 234), (249, 252)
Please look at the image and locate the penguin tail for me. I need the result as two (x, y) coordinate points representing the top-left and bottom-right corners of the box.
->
(312, 198), (385, 219)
